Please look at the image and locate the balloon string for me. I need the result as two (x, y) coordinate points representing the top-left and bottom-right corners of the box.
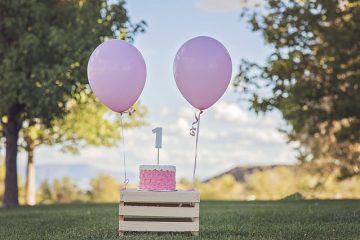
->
(190, 110), (203, 189)
(120, 114), (129, 189)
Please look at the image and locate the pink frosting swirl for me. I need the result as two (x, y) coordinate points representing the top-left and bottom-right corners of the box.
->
(139, 169), (176, 190)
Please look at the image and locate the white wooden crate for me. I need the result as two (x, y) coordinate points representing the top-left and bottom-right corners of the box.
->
(119, 189), (200, 236)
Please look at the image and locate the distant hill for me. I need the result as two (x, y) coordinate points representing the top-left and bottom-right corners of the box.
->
(204, 164), (297, 183)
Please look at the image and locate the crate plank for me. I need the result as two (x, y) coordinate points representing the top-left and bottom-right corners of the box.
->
(119, 221), (199, 232)
(120, 189), (200, 203)
(119, 205), (199, 217)
(119, 202), (124, 236)
(123, 217), (193, 222)
(192, 203), (200, 236)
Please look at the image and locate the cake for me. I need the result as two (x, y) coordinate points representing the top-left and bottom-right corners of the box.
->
(139, 165), (176, 191)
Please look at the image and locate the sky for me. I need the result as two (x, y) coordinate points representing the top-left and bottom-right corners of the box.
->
(11, 0), (298, 187)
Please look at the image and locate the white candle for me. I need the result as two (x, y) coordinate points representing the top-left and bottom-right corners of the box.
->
(152, 127), (162, 164)
(152, 127), (162, 148)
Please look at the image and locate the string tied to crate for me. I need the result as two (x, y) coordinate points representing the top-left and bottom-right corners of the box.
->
(189, 110), (203, 188)
(120, 107), (136, 189)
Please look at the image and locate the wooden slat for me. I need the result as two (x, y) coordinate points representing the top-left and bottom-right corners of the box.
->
(119, 202), (124, 236)
(119, 221), (199, 232)
(124, 202), (192, 207)
(192, 203), (200, 236)
(119, 205), (199, 217)
(123, 217), (193, 222)
(120, 189), (200, 203)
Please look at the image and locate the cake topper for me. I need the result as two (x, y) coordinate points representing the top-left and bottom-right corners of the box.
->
(152, 127), (162, 165)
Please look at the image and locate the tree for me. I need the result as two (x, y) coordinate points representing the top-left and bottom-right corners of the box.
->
(20, 95), (146, 205)
(0, 157), (4, 203)
(52, 177), (84, 203)
(90, 174), (120, 202)
(0, 157), (26, 205)
(235, 0), (360, 178)
(38, 180), (53, 204)
(0, 1), (146, 207)
(199, 175), (244, 200)
(246, 167), (297, 199)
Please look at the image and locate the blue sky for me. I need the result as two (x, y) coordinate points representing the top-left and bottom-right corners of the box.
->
(127, 0), (269, 109)
(10, 0), (298, 187)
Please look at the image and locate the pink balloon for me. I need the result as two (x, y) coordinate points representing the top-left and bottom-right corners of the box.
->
(173, 36), (232, 110)
(87, 39), (146, 113)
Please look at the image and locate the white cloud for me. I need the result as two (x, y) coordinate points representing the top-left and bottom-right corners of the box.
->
(196, 0), (262, 12)
(159, 106), (169, 117)
(178, 106), (195, 119)
(20, 103), (297, 185)
(201, 128), (219, 141)
(168, 117), (191, 137)
(214, 101), (249, 123)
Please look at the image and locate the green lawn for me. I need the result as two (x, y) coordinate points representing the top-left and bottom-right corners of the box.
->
(0, 200), (359, 240)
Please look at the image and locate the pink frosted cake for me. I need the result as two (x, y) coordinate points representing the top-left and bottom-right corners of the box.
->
(139, 165), (176, 191)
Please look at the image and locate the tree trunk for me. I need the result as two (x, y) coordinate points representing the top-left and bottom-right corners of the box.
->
(25, 148), (36, 206)
(3, 104), (23, 208)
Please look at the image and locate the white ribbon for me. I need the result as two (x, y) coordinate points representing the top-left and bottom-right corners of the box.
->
(189, 110), (203, 188)
(120, 107), (135, 189)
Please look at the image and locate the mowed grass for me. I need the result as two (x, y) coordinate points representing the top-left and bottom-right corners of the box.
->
(0, 200), (359, 240)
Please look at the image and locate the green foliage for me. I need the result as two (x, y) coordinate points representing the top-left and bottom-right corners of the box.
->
(246, 166), (360, 200)
(178, 175), (245, 200)
(181, 167), (360, 200)
(0, 0), (146, 206)
(38, 180), (52, 204)
(20, 96), (146, 205)
(0, 0), (145, 123)
(52, 177), (87, 203)
(1, 201), (360, 239)
(20, 94), (147, 154)
(247, 166), (298, 199)
(2, 166), (359, 205)
(90, 175), (120, 202)
(36, 174), (124, 204)
(281, 192), (304, 201)
(37, 177), (88, 204)
(235, 0), (360, 177)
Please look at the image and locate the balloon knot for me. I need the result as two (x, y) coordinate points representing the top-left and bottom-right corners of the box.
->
(189, 110), (203, 136)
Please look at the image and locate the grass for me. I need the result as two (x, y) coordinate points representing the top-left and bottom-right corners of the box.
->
(0, 200), (359, 240)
